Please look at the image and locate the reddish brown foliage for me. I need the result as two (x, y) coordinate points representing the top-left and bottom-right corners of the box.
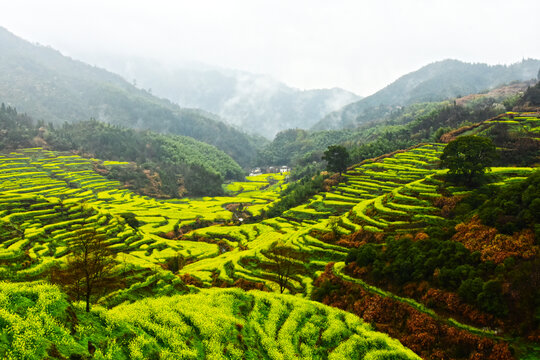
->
(322, 175), (341, 192)
(401, 281), (430, 299)
(313, 264), (514, 360)
(433, 195), (464, 218)
(422, 288), (502, 329)
(414, 232), (430, 241)
(395, 233), (414, 241)
(232, 278), (267, 291)
(179, 273), (203, 287)
(345, 262), (369, 278)
(336, 228), (385, 248)
(453, 216), (537, 264)
(527, 329), (540, 343)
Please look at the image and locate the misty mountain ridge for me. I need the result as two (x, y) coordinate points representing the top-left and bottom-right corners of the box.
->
(313, 58), (540, 130)
(0, 26), (262, 167)
(77, 55), (361, 138)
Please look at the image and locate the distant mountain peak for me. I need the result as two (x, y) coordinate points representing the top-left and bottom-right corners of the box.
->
(72, 55), (361, 138)
(312, 58), (540, 131)
(0, 27), (262, 167)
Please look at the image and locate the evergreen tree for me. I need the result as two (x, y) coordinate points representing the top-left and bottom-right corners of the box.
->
(440, 136), (497, 186)
(322, 145), (349, 175)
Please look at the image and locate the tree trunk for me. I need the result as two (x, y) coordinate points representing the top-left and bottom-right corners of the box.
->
(85, 291), (90, 312)
(85, 276), (91, 312)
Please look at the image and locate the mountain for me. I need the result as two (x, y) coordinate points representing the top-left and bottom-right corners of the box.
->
(76, 56), (361, 138)
(0, 105), (245, 197)
(0, 27), (262, 167)
(312, 59), (540, 130)
(256, 81), (532, 167)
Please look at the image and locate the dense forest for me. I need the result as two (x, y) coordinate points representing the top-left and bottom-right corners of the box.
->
(0, 104), (244, 197)
(258, 84), (531, 170)
(0, 27), (263, 168)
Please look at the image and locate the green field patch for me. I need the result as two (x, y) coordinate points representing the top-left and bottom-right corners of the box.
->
(373, 196), (408, 217)
(283, 205), (332, 220)
(0, 144), (452, 302)
(102, 160), (130, 166)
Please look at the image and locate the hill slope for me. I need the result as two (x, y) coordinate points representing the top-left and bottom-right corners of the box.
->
(257, 82), (532, 167)
(2, 139), (535, 359)
(313, 59), (540, 130)
(0, 106), (245, 197)
(0, 27), (261, 167)
(78, 56), (361, 138)
(0, 282), (420, 359)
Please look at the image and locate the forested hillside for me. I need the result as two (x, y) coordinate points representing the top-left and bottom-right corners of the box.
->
(517, 80), (540, 108)
(258, 82), (534, 169)
(0, 104), (244, 197)
(313, 59), (540, 130)
(0, 27), (262, 167)
(81, 56), (361, 138)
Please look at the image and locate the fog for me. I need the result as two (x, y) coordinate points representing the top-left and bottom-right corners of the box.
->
(1, 0), (539, 95)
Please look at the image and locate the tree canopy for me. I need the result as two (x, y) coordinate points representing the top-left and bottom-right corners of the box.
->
(440, 136), (497, 185)
(322, 145), (349, 175)
(51, 226), (118, 312)
(0, 106), (244, 197)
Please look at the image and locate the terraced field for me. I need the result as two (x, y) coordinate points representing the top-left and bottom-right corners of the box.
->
(0, 282), (420, 359)
(2, 145), (534, 291)
(484, 112), (540, 134)
(178, 145), (453, 289)
(443, 111), (540, 141)
(1, 142), (537, 359)
(0, 148), (287, 278)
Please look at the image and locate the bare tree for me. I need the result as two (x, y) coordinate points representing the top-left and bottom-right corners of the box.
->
(265, 241), (307, 294)
(52, 227), (117, 312)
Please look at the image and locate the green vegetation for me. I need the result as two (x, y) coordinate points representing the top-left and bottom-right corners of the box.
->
(323, 145), (349, 175)
(442, 112), (540, 166)
(1, 110), (539, 359)
(257, 85), (532, 170)
(0, 106), (245, 197)
(2, 27), (540, 358)
(51, 227), (117, 312)
(346, 237), (508, 317)
(440, 136), (497, 186)
(0, 283), (420, 359)
(312, 59), (540, 130)
(518, 81), (540, 107)
(265, 174), (327, 218)
(346, 169), (540, 332)
(0, 148), (289, 285)
(0, 27), (263, 167)
(478, 170), (540, 235)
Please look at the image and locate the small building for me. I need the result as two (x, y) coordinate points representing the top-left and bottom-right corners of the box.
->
(249, 167), (262, 176)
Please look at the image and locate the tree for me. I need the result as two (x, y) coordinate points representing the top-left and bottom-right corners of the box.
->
(440, 136), (497, 186)
(322, 145), (349, 175)
(264, 241), (307, 294)
(52, 228), (117, 312)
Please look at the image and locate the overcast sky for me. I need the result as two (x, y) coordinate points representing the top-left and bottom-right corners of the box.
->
(1, 0), (539, 96)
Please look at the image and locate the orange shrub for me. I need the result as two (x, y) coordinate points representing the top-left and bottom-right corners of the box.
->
(452, 216), (538, 264)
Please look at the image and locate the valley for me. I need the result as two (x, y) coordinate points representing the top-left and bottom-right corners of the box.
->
(1, 112), (538, 358)
(0, 18), (539, 359)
